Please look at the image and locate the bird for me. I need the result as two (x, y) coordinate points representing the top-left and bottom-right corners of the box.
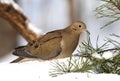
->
(12, 21), (86, 61)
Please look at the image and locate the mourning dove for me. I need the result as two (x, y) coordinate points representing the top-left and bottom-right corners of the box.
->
(13, 21), (86, 60)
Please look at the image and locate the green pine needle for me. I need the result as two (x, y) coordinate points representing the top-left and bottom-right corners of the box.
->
(49, 33), (120, 77)
(95, 0), (120, 29)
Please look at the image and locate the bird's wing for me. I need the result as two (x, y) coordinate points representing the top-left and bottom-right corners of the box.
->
(22, 31), (63, 60)
(36, 31), (62, 60)
(38, 31), (62, 43)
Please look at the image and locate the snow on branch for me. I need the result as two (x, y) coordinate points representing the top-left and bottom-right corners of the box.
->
(0, 0), (42, 42)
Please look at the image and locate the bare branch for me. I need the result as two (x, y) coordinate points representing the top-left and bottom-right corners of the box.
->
(0, 0), (42, 42)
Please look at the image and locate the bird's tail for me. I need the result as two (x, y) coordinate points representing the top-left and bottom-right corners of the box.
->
(13, 46), (39, 58)
(10, 57), (24, 63)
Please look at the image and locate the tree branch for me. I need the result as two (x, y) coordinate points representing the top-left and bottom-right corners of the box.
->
(0, 0), (42, 42)
(98, 47), (120, 54)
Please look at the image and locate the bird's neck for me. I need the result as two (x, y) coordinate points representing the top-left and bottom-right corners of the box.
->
(64, 26), (72, 32)
(64, 27), (80, 36)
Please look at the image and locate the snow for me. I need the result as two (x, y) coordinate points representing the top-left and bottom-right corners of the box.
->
(92, 51), (114, 59)
(0, 58), (120, 81)
(92, 52), (103, 59)
(0, 61), (50, 81)
(54, 73), (120, 81)
(102, 51), (114, 59)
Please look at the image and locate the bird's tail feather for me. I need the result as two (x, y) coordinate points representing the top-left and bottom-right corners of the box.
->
(13, 46), (39, 58)
(10, 57), (24, 63)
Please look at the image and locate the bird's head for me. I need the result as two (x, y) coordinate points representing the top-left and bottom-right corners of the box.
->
(70, 21), (86, 34)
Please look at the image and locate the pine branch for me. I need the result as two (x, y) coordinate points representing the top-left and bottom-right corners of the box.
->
(49, 57), (91, 77)
(98, 47), (120, 53)
(109, 0), (120, 10)
(101, 0), (120, 10)
(100, 17), (120, 29)
(50, 33), (120, 77)
(95, 0), (120, 29)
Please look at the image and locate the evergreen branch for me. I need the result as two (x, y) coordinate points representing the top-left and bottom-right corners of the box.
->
(95, 0), (120, 28)
(100, 17), (120, 29)
(106, 37), (120, 47)
(109, 0), (120, 10)
(49, 33), (120, 77)
(101, 0), (120, 10)
(98, 47), (120, 53)
(110, 33), (120, 38)
(49, 57), (91, 77)
(74, 47), (120, 57)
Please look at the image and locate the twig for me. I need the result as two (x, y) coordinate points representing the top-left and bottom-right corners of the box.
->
(98, 47), (120, 54)
(74, 47), (120, 58)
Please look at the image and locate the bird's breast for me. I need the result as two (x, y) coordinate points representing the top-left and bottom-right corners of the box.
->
(59, 34), (80, 58)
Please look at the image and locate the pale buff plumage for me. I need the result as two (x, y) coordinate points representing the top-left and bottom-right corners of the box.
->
(12, 21), (86, 62)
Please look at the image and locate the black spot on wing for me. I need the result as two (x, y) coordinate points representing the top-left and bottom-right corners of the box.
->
(34, 44), (39, 48)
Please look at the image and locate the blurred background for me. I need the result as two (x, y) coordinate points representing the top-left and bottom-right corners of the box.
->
(0, 0), (120, 62)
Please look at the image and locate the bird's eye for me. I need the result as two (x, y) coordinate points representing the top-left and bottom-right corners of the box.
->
(79, 25), (82, 28)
